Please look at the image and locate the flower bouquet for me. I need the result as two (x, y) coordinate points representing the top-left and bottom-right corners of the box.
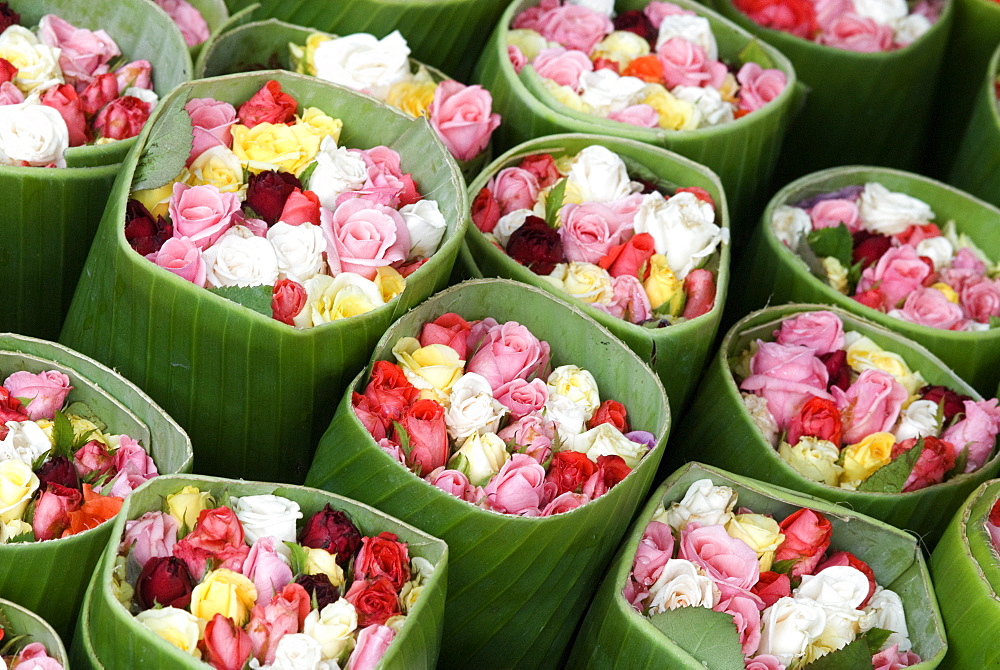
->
(0, 0), (191, 340)
(566, 462), (947, 668)
(669, 304), (1000, 543)
(947, 43), (1000, 208)
(464, 134), (729, 415)
(929, 479), (1000, 665)
(473, 0), (801, 216)
(60, 70), (467, 484)
(75, 473), (448, 670)
(0, 333), (193, 639)
(0, 598), (69, 668)
(739, 166), (1000, 395)
(306, 279), (670, 667)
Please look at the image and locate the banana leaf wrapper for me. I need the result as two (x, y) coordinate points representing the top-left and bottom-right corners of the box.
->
(947, 42), (1000, 208)
(473, 0), (801, 221)
(463, 133), (729, 417)
(0, 598), (70, 667)
(929, 479), (1000, 666)
(565, 462), (946, 668)
(736, 165), (1000, 396)
(79, 473), (448, 669)
(305, 278), (671, 669)
(0, 333), (193, 641)
(667, 303), (1000, 545)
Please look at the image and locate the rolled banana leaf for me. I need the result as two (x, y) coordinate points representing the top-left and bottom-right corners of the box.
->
(947, 43), (1000, 208)
(463, 133), (729, 417)
(708, 0), (952, 182)
(70, 558), (106, 670)
(59, 70), (467, 484)
(218, 0), (509, 82)
(0, 0), (192, 341)
(79, 473), (448, 669)
(473, 0), (801, 221)
(929, 479), (1000, 666)
(306, 278), (671, 669)
(738, 165), (1000, 396)
(667, 303), (1000, 545)
(566, 462), (947, 668)
(0, 333), (193, 641)
(0, 598), (70, 668)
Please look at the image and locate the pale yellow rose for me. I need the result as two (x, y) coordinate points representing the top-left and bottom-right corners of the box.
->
(182, 146), (245, 194)
(136, 607), (204, 657)
(297, 107), (343, 145)
(0, 518), (31, 543)
(295, 273), (385, 327)
(644, 254), (685, 314)
(131, 182), (174, 219)
(718, 72), (739, 105)
(845, 334), (926, 398)
(591, 30), (651, 69)
(386, 80), (439, 117)
(931, 282), (959, 303)
(0, 460), (38, 524)
(303, 600), (357, 660)
(399, 579), (424, 614)
(506, 28), (550, 61)
(840, 432), (895, 488)
(544, 262), (615, 305)
(166, 485), (215, 532)
(392, 338), (465, 400)
(822, 256), (849, 295)
(725, 513), (784, 572)
(546, 364), (601, 416)
(290, 33), (332, 75)
(642, 84), (700, 130)
(779, 437), (844, 487)
(542, 80), (591, 114)
(0, 27), (62, 94)
(231, 122), (321, 176)
(303, 547), (345, 587)
(190, 568), (257, 626)
(36, 415), (108, 447)
(453, 432), (510, 485)
(374, 266), (406, 303)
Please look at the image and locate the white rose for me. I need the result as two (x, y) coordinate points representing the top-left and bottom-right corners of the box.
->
(123, 86), (159, 108)
(445, 373), (507, 441)
(507, 29), (553, 62)
(796, 566), (871, 609)
(578, 69), (647, 116)
(852, 0), (908, 23)
(858, 182), (935, 235)
(543, 262), (615, 305)
(135, 607), (203, 658)
(293, 272), (385, 328)
(0, 26), (63, 93)
(758, 597), (828, 666)
(313, 30), (412, 97)
(203, 228), (280, 288)
(267, 222), (328, 284)
(663, 478), (736, 530)
(400, 199), (446, 260)
(780, 437), (844, 487)
(309, 137), (369, 211)
(771, 204), (812, 249)
(267, 633), (335, 670)
(0, 421), (53, 466)
(656, 14), (719, 60)
(0, 102), (69, 168)
(547, 365), (600, 416)
(914, 236), (953, 270)
(562, 422), (649, 469)
(633, 191), (726, 279)
(453, 432), (510, 485)
(494, 209), (532, 248)
(803, 603), (864, 663)
(860, 587), (912, 652)
(742, 393), (780, 447)
(544, 395), (591, 439)
(567, 0), (616, 16)
(892, 13), (931, 46)
(894, 399), (941, 442)
(646, 559), (718, 613)
(566, 145), (635, 203)
(303, 600), (358, 660)
(231, 494), (303, 547)
(671, 85), (734, 127)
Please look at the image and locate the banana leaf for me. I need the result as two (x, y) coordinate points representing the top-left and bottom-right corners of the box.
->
(59, 70), (467, 484)
(929, 479), (1000, 666)
(185, 0), (230, 61)
(463, 133), (729, 418)
(218, 0), (508, 82)
(69, 550), (108, 670)
(0, 0), (192, 341)
(566, 462), (947, 668)
(0, 598), (70, 668)
(473, 0), (801, 222)
(667, 303), (1000, 545)
(306, 278), (671, 669)
(947, 42), (1000, 208)
(707, 0), (952, 182)
(737, 165), (1000, 396)
(0, 333), (193, 641)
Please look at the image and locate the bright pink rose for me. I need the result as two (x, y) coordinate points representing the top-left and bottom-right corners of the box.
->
(740, 341), (832, 429)
(321, 197), (410, 279)
(495, 378), (548, 419)
(14, 643), (64, 670)
(872, 644), (922, 669)
(154, 0), (210, 47)
(489, 167), (540, 215)
(716, 593), (762, 656)
(0, 81), (23, 105)
(114, 60), (153, 92)
(808, 198), (860, 232)
(3, 370), (71, 420)
(745, 655), (786, 670)
(185, 97), (238, 165)
(657, 38), (717, 88)
(541, 491), (590, 516)
(645, 1), (697, 27)
(79, 73), (119, 116)
(153, 236), (206, 286)
(122, 511), (179, 568)
(630, 520), (675, 587)
(953, 247), (987, 273)
(32, 483), (82, 541)
(942, 399), (1000, 472)
(533, 47), (594, 88)
(483, 453), (553, 516)
(508, 44), (528, 73)
(243, 536), (294, 606)
(608, 103), (660, 127)
(466, 319), (550, 392)
(594, 274), (653, 324)
(833, 369), (908, 444)
(428, 81), (500, 162)
(246, 584), (311, 665)
(959, 276), (1000, 323)
(94, 96), (150, 141)
(895, 287), (965, 330)
(736, 63), (787, 113)
(38, 14), (120, 86)
(347, 624), (396, 670)
(857, 245), (931, 309)
(497, 412), (556, 464)
(169, 182), (239, 249)
(40, 84), (88, 147)
(73, 441), (115, 480)
(425, 467), (483, 504)
(559, 201), (636, 263)
(892, 436), (955, 492)
(774, 310), (845, 355)
(820, 14), (895, 52)
(679, 524), (760, 590)
(534, 4), (614, 52)
(736, 0), (818, 38)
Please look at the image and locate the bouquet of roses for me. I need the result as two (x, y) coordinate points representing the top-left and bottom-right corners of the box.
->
(125, 78), (448, 329)
(507, 0), (789, 130)
(0, 599), (67, 670)
(773, 181), (1000, 331)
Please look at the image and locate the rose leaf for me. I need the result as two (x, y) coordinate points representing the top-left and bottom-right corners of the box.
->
(207, 285), (274, 317)
(646, 606), (744, 670)
(857, 439), (925, 494)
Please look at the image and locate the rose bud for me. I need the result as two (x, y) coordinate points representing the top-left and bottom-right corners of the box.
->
(787, 396), (842, 447)
(354, 532), (411, 591)
(588, 400), (629, 432)
(751, 571), (791, 608)
(79, 73), (119, 116)
(238, 80), (297, 127)
(613, 9), (657, 42)
(124, 199), (172, 256)
(892, 436), (956, 492)
(819, 350), (851, 392)
(506, 216), (565, 276)
(202, 613), (253, 670)
(272, 279), (306, 326)
(35, 455), (79, 492)
(295, 573), (340, 610)
(471, 187), (500, 233)
(918, 385), (972, 424)
(94, 96), (151, 141)
(851, 231), (892, 270)
(774, 508), (832, 577)
(137, 556), (196, 610)
(40, 84), (88, 147)
(298, 504), (362, 567)
(32, 483), (83, 541)
(682, 269), (716, 319)
(246, 170), (301, 225)
(74, 440), (116, 480)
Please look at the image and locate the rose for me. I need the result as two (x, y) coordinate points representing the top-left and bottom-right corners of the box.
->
(154, 0), (210, 46)
(31, 483), (81, 540)
(244, 170), (300, 226)
(632, 191), (724, 279)
(631, 520), (675, 588)
(427, 81), (501, 161)
(466, 320), (550, 392)
(578, 70), (647, 116)
(779, 437), (843, 486)
(153, 237), (206, 286)
(483, 453), (551, 516)
(672, 85), (733, 127)
(135, 607), (202, 657)
(841, 432), (895, 487)
(298, 505), (362, 568)
(771, 204), (812, 248)
(101, 435), (158, 497)
(546, 451), (597, 496)
(942, 399), (1000, 472)
(245, 584), (312, 665)
(166, 485), (214, 531)
(545, 263), (616, 308)
(816, 551), (877, 607)
(960, 276), (1000, 323)
(361, 361), (418, 428)
(295, 573), (340, 611)
(237, 80), (297, 127)
(833, 369), (907, 444)
(444, 375), (507, 442)
(736, 62), (787, 113)
(398, 199), (446, 261)
(277, 188), (320, 226)
(753, 571), (792, 609)
(559, 200), (636, 264)
(0, 421), (53, 466)
(201, 613), (253, 670)
(169, 182), (240, 249)
(233, 494), (303, 546)
(115, 58), (152, 90)
(321, 198), (410, 280)
(788, 396), (842, 446)
(203, 228), (280, 288)
(545, 365), (600, 425)
(265, 222), (327, 284)
(757, 597), (827, 666)
(915, 236), (953, 270)
(506, 216), (566, 275)
(40, 84), (88, 147)
(3, 370), (71, 420)
(534, 3), (615, 52)
(190, 568), (258, 626)
(391, 338), (464, 400)
(645, 559), (718, 613)
(308, 142), (369, 213)
(796, 565), (871, 610)
(231, 121), (321, 176)
(655, 38), (715, 89)
(893, 286), (964, 329)
(173, 506), (250, 578)
(13, 642), (64, 670)
(745, 655), (785, 670)
(346, 624), (395, 670)
(426, 467), (481, 503)
(355, 531), (411, 590)
(873, 644), (922, 670)
(0, 102), (69, 168)
(122, 511), (179, 568)
(563, 422), (649, 469)
(809, 198), (861, 232)
(843, 334), (925, 396)
(733, 0), (818, 37)
(534, 46), (596, 89)
(302, 599), (358, 660)
(919, 384), (971, 423)
(344, 576), (401, 627)
(37, 14), (119, 86)
(313, 30), (412, 95)
(293, 273), (386, 327)
(0, 27), (62, 94)
(716, 593), (763, 656)
(302, 546), (345, 586)
(661, 479), (736, 530)
(655, 13), (717, 58)
(681, 268), (716, 320)
(588, 399), (629, 433)
(136, 556), (196, 609)
(725, 514), (785, 572)
(820, 15), (894, 52)
(94, 96), (151, 141)
(861, 587), (912, 652)
(893, 399), (940, 443)
(488, 167), (540, 216)
(858, 182), (934, 235)
(740, 342), (831, 430)
(566, 145), (635, 203)
(679, 523), (760, 590)
(582, 454), (631, 498)
(73, 441), (114, 481)
(471, 188), (501, 234)
(774, 311), (845, 356)
(497, 412), (557, 463)
(774, 508), (832, 577)
(540, 491), (590, 516)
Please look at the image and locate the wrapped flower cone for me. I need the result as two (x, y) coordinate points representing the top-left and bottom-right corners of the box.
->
(305, 279), (671, 668)
(472, 0), (801, 219)
(0, 598), (70, 667)
(0, 0), (192, 341)
(739, 166), (1000, 396)
(566, 462), (947, 668)
(59, 70), (468, 484)
(947, 43), (1000, 208)
(0, 333), (193, 640)
(929, 479), (1000, 666)
(668, 304), (1000, 544)
(76, 473), (448, 669)
(463, 134), (730, 416)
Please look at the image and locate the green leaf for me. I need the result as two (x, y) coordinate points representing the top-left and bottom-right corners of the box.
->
(207, 285), (273, 317)
(945, 445), (970, 481)
(806, 224), (853, 270)
(846, 259), (864, 294)
(393, 421), (412, 458)
(72, 428), (97, 450)
(131, 92), (193, 191)
(447, 451), (470, 478)
(544, 178), (568, 228)
(863, 628), (892, 655)
(300, 160), (318, 186)
(51, 410), (75, 459)
(3, 530), (34, 544)
(736, 38), (776, 69)
(990, 316), (1000, 329)
(284, 541), (309, 577)
(857, 439), (925, 494)
(646, 607), (745, 670)
(770, 558), (800, 574)
(800, 638), (872, 669)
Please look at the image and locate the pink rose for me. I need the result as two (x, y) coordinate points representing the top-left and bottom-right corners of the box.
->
(559, 201), (636, 263)
(185, 97), (238, 165)
(114, 60), (153, 92)
(497, 412), (556, 464)
(495, 378), (548, 419)
(94, 96), (151, 141)
(40, 84), (89, 147)
(608, 104), (661, 127)
(428, 81), (501, 162)
(645, 1), (697, 27)
(679, 524), (760, 590)
(820, 14), (895, 52)
(321, 197), (410, 279)
(508, 44), (528, 73)
(833, 369), (908, 444)
(657, 38), (719, 89)
(813, 0), (854, 29)
(541, 491), (590, 516)
(630, 520), (675, 587)
(533, 47), (594, 88)
(488, 167), (540, 215)
(3, 370), (72, 420)
(512, 0), (560, 31)
(243, 536), (294, 606)
(169, 182), (240, 249)
(80, 73), (119, 116)
(736, 62), (787, 113)
(419, 313), (472, 359)
(593, 274), (653, 324)
(809, 198), (861, 232)
(154, 0), (210, 47)
(14, 643), (64, 670)
(953, 247), (987, 273)
(774, 310), (845, 355)
(425, 467), (483, 504)
(483, 453), (553, 516)
(247, 585), (309, 665)
(346, 625), (396, 670)
(857, 245), (931, 309)
(716, 593), (762, 656)
(746, 656), (786, 670)
(32, 483), (81, 541)
(122, 511), (179, 568)
(740, 341), (832, 429)
(0, 81), (23, 105)
(942, 399), (1000, 472)
(872, 644), (922, 669)
(38, 14), (120, 86)
(112, 436), (159, 480)
(153, 236), (206, 286)
(74, 441), (115, 480)
(534, 4), (614, 52)
(894, 287), (965, 330)
(959, 275), (1000, 323)
(466, 319), (550, 392)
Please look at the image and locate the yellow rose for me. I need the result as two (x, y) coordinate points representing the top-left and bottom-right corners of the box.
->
(725, 513), (785, 572)
(183, 146), (245, 195)
(644, 254), (685, 314)
(386, 80), (439, 117)
(931, 282), (959, 303)
(845, 334), (926, 398)
(290, 33), (331, 75)
(231, 122), (321, 176)
(840, 432), (895, 488)
(641, 84), (700, 130)
(542, 79), (591, 114)
(190, 569), (257, 626)
(166, 485), (215, 532)
(131, 182), (174, 219)
(297, 107), (343, 145)
(375, 266), (406, 303)
(0, 460), (37, 524)
(822, 256), (849, 295)
(303, 547), (345, 587)
(591, 30), (650, 69)
(506, 28), (550, 61)
(544, 262), (614, 304)
(779, 437), (844, 487)
(718, 72), (739, 105)
(296, 274), (384, 328)
(135, 607), (203, 658)
(391, 337), (465, 400)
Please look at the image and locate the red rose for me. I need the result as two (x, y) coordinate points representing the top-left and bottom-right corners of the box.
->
(298, 504), (362, 567)
(0, 60), (11, 85)
(588, 400), (629, 433)
(40, 84), (89, 147)
(355, 532), (411, 590)
(353, 393), (388, 442)
(79, 73), (119, 116)
(362, 361), (420, 427)
(751, 571), (791, 608)
(851, 231), (892, 270)
(32, 483), (82, 541)
(238, 80), (297, 127)
(173, 506), (250, 578)
(612, 10), (657, 43)
(399, 399), (449, 475)
(471, 187), (500, 233)
(278, 188), (321, 226)
(418, 312), (473, 359)
(774, 508), (831, 577)
(546, 451), (597, 496)
(854, 287), (884, 310)
(344, 576), (401, 627)
(518, 153), (561, 189)
(918, 385), (971, 423)
(34, 455), (78, 491)
(125, 198), (172, 256)
(816, 551), (876, 607)
(598, 233), (656, 280)
(734, 0), (818, 38)
(787, 396), (842, 446)
(591, 57), (620, 73)
(271, 279), (306, 326)
(682, 269), (716, 319)
(94, 96), (150, 141)
(892, 436), (956, 492)
(589, 454), (632, 496)
(0, 5), (18, 34)
(506, 216), (566, 276)
(202, 613), (253, 670)
(246, 170), (301, 225)
(0, 387), (28, 433)
(895, 223), (941, 247)
(819, 350), (851, 392)
(675, 187), (715, 209)
(136, 556), (195, 609)
(990, 499), (1000, 527)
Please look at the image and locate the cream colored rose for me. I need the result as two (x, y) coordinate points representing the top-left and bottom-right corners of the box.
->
(0, 518), (31, 543)
(391, 337), (465, 400)
(758, 597), (827, 666)
(853, 0), (908, 23)
(0, 102), (69, 168)
(592, 30), (650, 69)
(892, 13), (931, 45)
(725, 513), (784, 572)
(844, 332), (926, 397)
(494, 209), (533, 248)
(267, 222), (327, 284)
(563, 422), (648, 469)
(203, 228), (280, 288)
(663, 478), (736, 530)
(0, 460), (38, 524)
(400, 199), (446, 260)
(453, 432), (510, 486)
(779, 437), (844, 487)
(544, 262), (616, 305)
(294, 273), (385, 328)
(914, 236), (954, 271)
(646, 559), (718, 614)
(822, 256), (850, 294)
(565, 145), (636, 203)
(544, 395), (591, 439)
(309, 137), (368, 211)
(0, 420), (53, 466)
(860, 587), (912, 652)
(633, 191), (726, 280)
(797, 566), (871, 609)
(771, 204), (812, 248)
(671, 85), (734, 128)
(801, 603), (864, 664)
(507, 29), (551, 61)
(232, 494), (303, 546)
(578, 69), (647, 117)
(303, 547), (345, 587)
(894, 399), (941, 443)
(542, 80), (592, 114)
(135, 607), (203, 658)
(304, 600), (358, 660)
(0, 26), (63, 93)
(656, 14), (719, 59)
(858, 182), (934, 236)
(313, 30), (412, 97)
(445, 373), (507, 442)
(546, 365), (601, 417)
(742, 393), (779, 447)
(269, 633), (331, 670)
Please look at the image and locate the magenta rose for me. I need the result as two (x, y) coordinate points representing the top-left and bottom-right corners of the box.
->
(425, 467), (483, 504)
(152, 236), (206, 286)
(185, 97), (238, 165)
(820, 14), (894, 52)
(534, 4), (614, 52)
(497, 412), (556, 464)
(559, 201), (636, 264)
(38, 14), (120, 86)
(243, 536), (294, 606)
(736, 62), (787, 113)
(3, 370), (71, 420)
(808, 198), (860, 232)
(774, 310), (845, 355)
(533, 47), (594, 88)
(488, 167), (540, 215)
(321, 197), (410, 279)
(857, 245), (931, 309)
(541, 491), (590, 516)
(428, 80), (501, 162)
(894, 287), (965, 330)
(169, 182), (240, 249)
(122, 511), (179, 568)
(833, 369), (908, 444)
(154, 0), (210, 47)
(630, 520), (675, 587)
(608, 104), (660, 127)
(483, 453), (553, 516)
(942, 399), (1000, 472)
(959, 275), (1000, 323)
(740, 341), (832, 429)
(657, 38), (716, 88)
(346, 624), (396, 670)
(715, 593), (762, 656)
(679, 524), (760, 590)
(495, 378), (548, 420)
(466, 319), (550, 392)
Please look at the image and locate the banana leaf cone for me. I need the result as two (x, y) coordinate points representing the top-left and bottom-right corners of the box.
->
(76, 473), (449, 669)
(667, 304), (1000, 545)
(0, 0), (192, 341)
(929, 479), (1000, 666)
(464, 134), (729, 418)
(947, 43), (1000, 207)
(0, 598), (70, 667)
(218, 0), (508, 82)
(565, 462), (947, 668)
(305, 279), (671, 669)
(0, 333), (193, 641)
(473, 0), (801, 221)
(738, 165), (1000, 396)
(58, 70), (468, 484)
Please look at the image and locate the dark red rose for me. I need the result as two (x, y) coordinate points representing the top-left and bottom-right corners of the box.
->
(892, 436), (956, 493)
(355, 532), (411, 591)
(518, 153), (561, 190)
(80, 73), (120, 116)
(599, 233), (655, 280)
(591, 57), (620, 73)
(819, 350), (851, 392)
(816, 551), (876, 607)
(344, 576), (401, 627)
(172, 507), (250, 578)
(0, 58), (15, 84)
(35, 455), (78, 491)
(32, 483), (82, 541)
(545, 451), (597, 496)
(471, 187), (500, 233)
(237, 80), (297, 127)
(202, 613), (253, 670)
(0, 3), (19, 34)
(752, 571), (791, 608)
(675, 187), (716, 209)
(124, 199), (172, 256)
(246, 170), (301, 225)
(418, 313), (472, 359)
(787, 396), (842, 447)
(990, 499), (1000, 527)
(94, 96), (150, 141)
(613, 9), (657, 43)
(299, 504), (363, 567)
(40, 84), (89, 147)
(363, 361), (420, 427)
(295, 573), (340, 610)
(137, 556), (195, 609)
(506, 216), (565, 275)
(588, 400), (629, 433)
(851, 231), (892, 270)
(919, 385), (971, 424)
(399, 399), (448, 475)
(774, 508), (832, 577)
(272, 279), (306, 326)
